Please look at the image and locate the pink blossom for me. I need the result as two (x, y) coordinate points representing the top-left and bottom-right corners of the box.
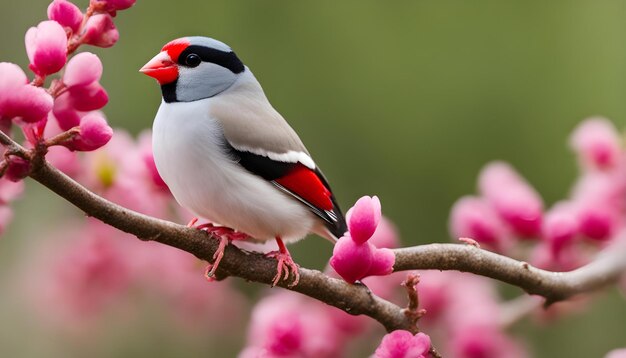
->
(4, 85), (53, 123)
(347, 195), (381, 244)
(449, 196), (510, 251)
(572, 171), (625, 213)
(63, 52), (103, 87)
(4, 157), (31, 182)
(0, 63), (53, 123)
(373, 330), (431, 358)
(52, 94), (82, 130)
(478, 161), (544, 237)
(577, 205), (618, 241)
(330, 237), (395, 283)
(61, 112), (112, 151)
(25, 20), (68, 76)
(243, 292), (346, 358)
(450, 326), (527, 358)
(330, 196), (395, 283)
(67, 82), (109, 111)
(52, 53), (106, 130)
(570, 117), (623, 170)
(530, 241), (587, 271)
(606, 349), (626, 358)
(542, 202), (578, 255)
(81, 14), (119, 48)
(330, 236), (374, 283)
(369, 217), (401, 249)
(34, 228), (133, 324)
(48, 0), (83, 33)
(79, 130), (171, 218)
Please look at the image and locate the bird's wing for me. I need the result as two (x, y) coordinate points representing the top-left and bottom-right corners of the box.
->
(223, 141), (347, 240)
(209, 85), (346, 238)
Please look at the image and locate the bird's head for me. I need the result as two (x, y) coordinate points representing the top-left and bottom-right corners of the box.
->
(140, 36), (245, 103)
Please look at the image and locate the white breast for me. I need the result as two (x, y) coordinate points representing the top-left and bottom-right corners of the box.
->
(152, 98), (316, 242)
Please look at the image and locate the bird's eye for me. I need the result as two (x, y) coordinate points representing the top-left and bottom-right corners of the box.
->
(184, 53), (201, 67)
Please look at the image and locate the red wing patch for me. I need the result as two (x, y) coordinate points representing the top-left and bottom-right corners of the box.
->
(275, 164), (333, 211)
(162, 38), (190, 62)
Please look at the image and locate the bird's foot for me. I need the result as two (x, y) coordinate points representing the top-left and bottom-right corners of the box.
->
(266, 237), (300, 287)
(204, 234), (229, 279)
(188, 219), (249, 279)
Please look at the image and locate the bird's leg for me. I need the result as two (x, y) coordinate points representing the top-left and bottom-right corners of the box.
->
(188, 220), (249, 280)
(266, 236), (300, 287)
(186, 217), (199, 227)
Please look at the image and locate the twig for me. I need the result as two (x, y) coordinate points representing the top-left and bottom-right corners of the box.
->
(401, 273), (426, 329)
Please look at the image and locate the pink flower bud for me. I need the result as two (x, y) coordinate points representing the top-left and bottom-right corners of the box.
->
(479, 161), (544, 237)
(0, 63), (53, 123)
(330, 235), (395, 283)
(451, 326), (527, 358)
(6, 86), (53, 123)
(4, 157), (31, 182)
(449, 196), (509, 251)
(346, 195), (381, 244)
(367, 247), (395, 276)
(62, 112), (113, 151)
(63, 52), (103, 87)
(374, 330), (431, 358)
(52, 93), (81, 130)
(81, 14), (119, 48)
(68, 82), (108, 111)
(329, 235), (373, 283)
(542, 202), (578, 255)
(47, 0), (83, 33)
(25, 21), (68, 76)
(577, 206), (618, 241)
(0, 62), (27, 91)
(570, 117), (622, 170)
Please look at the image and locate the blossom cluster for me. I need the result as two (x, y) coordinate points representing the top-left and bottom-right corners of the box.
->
(0, 0), (139, 231)
(450, 117), (625, 271)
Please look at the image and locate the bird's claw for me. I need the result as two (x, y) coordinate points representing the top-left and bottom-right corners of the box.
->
(266, 250), (300, 287)
(188, 220), (248, 280)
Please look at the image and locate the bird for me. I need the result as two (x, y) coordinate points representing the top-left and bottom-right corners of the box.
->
(140, 36), (346, 286)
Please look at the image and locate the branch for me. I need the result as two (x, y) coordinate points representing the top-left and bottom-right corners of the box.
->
(2, 129), (626, 334)
(394, 243), (626, 304)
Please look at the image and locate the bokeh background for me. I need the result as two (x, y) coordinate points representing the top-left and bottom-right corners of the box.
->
(1, 1), (626, 357)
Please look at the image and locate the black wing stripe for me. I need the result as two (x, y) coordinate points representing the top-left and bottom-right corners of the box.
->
(224, 142), (347, 239)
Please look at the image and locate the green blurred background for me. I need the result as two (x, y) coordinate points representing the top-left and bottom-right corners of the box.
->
(1, 1), (626, 357)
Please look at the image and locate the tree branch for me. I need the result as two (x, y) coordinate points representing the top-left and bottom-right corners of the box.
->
(394, 243), (626, 304)
(2, 129), (626, 334)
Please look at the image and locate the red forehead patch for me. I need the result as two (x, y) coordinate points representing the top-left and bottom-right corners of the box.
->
(161, 38), (190, 62)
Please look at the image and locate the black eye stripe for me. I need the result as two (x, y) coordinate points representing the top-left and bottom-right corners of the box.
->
(179, 45), (245, 74)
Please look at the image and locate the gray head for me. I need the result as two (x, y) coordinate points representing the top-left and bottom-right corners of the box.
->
(140, 36), (245, 103)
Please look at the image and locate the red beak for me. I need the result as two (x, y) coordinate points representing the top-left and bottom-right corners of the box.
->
(140, 51), (178, 85)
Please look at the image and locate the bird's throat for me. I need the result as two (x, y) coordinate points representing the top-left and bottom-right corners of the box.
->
(160, 80), (178, 103)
